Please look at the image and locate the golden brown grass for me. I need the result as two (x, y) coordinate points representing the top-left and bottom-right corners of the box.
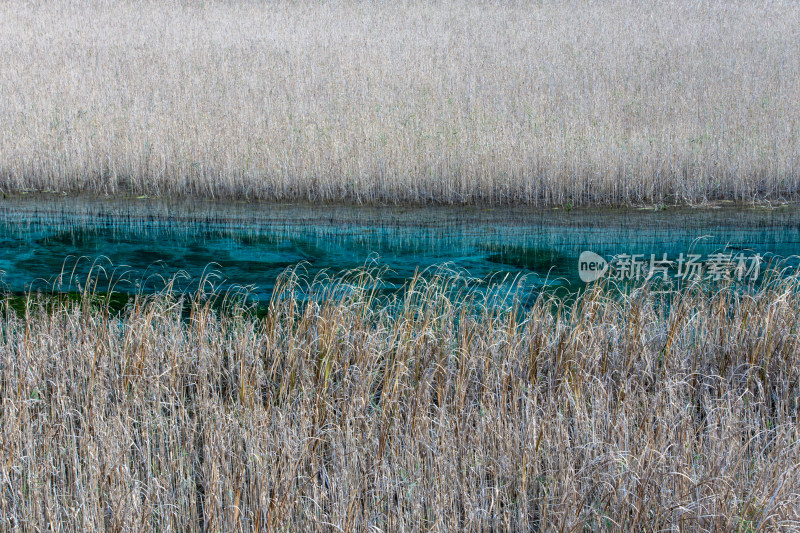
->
(1, 0), (799, 205)
(0, 269), (798, 530)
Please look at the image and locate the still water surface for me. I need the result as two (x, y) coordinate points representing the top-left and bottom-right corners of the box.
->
(1, 197), (798, 303)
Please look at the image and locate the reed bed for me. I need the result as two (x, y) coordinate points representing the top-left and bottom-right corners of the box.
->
(0, 269), (798, 531)
(1, 0), (800, 206)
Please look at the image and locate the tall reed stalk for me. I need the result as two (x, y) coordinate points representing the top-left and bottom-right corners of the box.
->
(1, 0), (799, 205)
(0, 269), (797, 530)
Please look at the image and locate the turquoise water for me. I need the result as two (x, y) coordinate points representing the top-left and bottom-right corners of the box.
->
(1, 197), (798, 304)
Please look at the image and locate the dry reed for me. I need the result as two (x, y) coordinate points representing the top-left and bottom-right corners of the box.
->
(0, 268), (798, 530)
(1, 0), (799, 205)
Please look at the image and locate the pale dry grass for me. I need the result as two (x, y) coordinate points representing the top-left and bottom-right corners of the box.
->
(0, 269), (798, 530)
(1, 0), (799, 205)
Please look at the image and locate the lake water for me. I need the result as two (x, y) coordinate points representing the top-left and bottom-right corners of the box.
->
(1, 196), (799, 305)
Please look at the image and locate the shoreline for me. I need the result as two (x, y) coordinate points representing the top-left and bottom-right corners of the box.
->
(3, 189), (800, 213)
